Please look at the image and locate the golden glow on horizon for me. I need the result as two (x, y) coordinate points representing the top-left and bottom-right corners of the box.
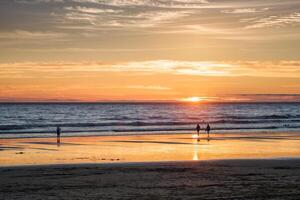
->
(1, 61), (300, 102)
(182, 97), (204, 103)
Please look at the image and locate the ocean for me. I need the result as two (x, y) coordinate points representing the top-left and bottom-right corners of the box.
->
(1, 102), (300, 138)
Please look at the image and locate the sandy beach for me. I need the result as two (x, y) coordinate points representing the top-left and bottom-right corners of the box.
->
(1, 159), (300, 199)
(1, 132), (300, 199)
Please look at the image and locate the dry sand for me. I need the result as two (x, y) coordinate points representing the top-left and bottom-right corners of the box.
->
(1, 159), (300, 200)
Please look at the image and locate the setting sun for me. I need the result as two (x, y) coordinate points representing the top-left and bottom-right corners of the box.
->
(182, 97), (204, 103)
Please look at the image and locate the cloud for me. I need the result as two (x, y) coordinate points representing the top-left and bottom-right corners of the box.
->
(9, 0), (300, 38)
(1, 60), (300, 78)
(72, 0), (209, 8)
(65, 6), (123, 14)
(226, 94), (300, 102)
(222, 8), (269, 14)
(63, 7), (194, 28)
(125, 85), (171, 90)
(245, 12), (300, 29)
(1, 0), (300, 61)
(157, 24), (235, 35)
(16, 0), (64, 3)
(17, 0), (210, 8)
(131, 11), (194, 27)
(0, 30), (67, 39)
(64, 11), (98, 24)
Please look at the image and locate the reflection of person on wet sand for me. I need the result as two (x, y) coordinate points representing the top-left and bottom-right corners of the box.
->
(56, 126), (61, 144)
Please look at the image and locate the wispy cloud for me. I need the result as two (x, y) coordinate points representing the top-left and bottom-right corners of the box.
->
(71, 0), (209, 8)
(1, 60), (300, 78)
(222, 8), (269, 14)
(17, 0), (210, 8)
(2, 0), (299, 62)
(125, 85), (171, 90)
(0, 30), (67, 39)
(245, 12), (300, 29)
(7, 1), (300, 35)
(16, 0), (64, 3)
(62, 7), (194, 28)
(65, 6), (123, 14)
(226, 94), (300, 102)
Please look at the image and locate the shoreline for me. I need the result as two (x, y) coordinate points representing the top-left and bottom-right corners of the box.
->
(1, 157), (300, 169)
(2, 129), (300, 140)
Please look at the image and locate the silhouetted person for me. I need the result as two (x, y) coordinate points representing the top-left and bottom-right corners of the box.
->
(206, 124), (211, 137)
(196, 124), (200, 137)
(56, 126), (61, 144)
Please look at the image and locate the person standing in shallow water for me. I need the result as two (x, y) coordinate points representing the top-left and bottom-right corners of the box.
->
(206, 124), (211, 137)
(196, 124), (200, 137)
(56, 126), (61, 144)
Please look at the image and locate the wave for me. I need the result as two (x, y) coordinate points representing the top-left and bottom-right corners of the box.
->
(223, 114), (300, 120)
(1, 125), (300, 135)
(1, 118), (300, 131)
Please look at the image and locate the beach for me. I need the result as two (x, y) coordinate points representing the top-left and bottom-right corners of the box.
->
(1, 159), (300, 199)
(1, 132), (300, 199)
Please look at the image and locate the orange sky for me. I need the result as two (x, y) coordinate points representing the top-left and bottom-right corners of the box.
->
(1, 61), (300, 102)
(1, 0), (300, 102)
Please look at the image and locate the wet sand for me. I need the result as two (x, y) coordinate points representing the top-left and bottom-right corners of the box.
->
(1, 132), (300, 166)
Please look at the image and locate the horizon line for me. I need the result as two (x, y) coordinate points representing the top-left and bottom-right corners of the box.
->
(1, 101), (300, 104)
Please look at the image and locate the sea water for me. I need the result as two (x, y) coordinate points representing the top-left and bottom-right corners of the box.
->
(1, 102), (300, 138)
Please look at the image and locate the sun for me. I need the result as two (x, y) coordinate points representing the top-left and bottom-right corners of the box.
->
(182, 97), (203, 103)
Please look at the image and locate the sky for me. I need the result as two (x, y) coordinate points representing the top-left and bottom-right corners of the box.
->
(0, 0), (300, 102)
